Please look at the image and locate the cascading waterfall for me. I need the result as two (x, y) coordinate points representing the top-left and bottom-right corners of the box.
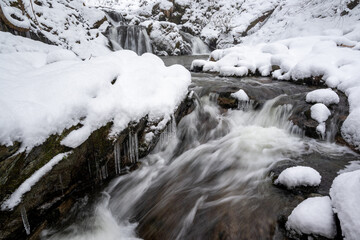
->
(108, 25), (153, 55)
(180, 31), (210, 55)
(43, 87), (356, 240)
(190, 36), (210, 55)
(44, 94), (308, 239)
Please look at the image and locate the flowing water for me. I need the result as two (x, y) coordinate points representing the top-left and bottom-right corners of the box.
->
(108, 25), (153, 55)
(42, 56), (360, 240)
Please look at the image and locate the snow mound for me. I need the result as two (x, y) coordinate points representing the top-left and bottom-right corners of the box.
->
(0, 34), (191, 150)
(286, 196), (336, 238)
(306, 89), (340, 105)
(1, 152), (72, 210)
(231, 89), (249, 101)
(310, 103), (331, 123)
(330, 170), (360, 240)
(46, 50), (80, 64)
(275, 166), (321, 189)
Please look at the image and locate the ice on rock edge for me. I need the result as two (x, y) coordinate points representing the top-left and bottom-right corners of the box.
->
(275, 166), (321, 189)
(330, 170), (360, 240)
(306, 88), (340, 106)
(286, 196), (336, 238)
(1, 152), (72, 211)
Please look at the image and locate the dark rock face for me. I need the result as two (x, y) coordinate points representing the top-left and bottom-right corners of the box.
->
(0, 96), (195, 240)
(0, 16), (53, 45)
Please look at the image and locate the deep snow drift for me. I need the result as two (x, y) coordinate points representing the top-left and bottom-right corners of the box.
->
(0, 32), (191, 151)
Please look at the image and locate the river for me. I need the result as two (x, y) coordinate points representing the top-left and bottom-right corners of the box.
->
(42, 55), (360, 240)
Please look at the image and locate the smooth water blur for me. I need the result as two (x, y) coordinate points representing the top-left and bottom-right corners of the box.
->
(43, 58), (359, 240)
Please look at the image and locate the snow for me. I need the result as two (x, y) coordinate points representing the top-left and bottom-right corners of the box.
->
(1, 0), (110, 59)
(310, 103), (331, 137)
(330, 170), (360, 240)
(310, 103), (331, 123)
(275, 166), (321, 189)
(1, 152), (72, 211)
(306, 88), (340, 106)
(286, 196), (336, 238)
(46, 50), (80, 64)
(338, 161), (360, 174)
(192, 34), (360, 149)
(231, 89), (249, 102)
(0, 33), (191, 150)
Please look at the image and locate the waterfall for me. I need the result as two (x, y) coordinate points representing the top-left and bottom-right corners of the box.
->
(190, 36), (210, 55)
(44, 86), (358, 240)
(107, 25), (153, 55)
(180, 31), (210, 55)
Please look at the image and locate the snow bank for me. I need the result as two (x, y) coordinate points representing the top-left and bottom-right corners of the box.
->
(46, 50), (80, 64)
(192, 35), (360, 149)
(275, 166), (321, 189)
(330, 170), (360, 240)
(1, 152), (72, 210)
(286, 196), (336, 238)
(1, 0), (110, 59)
(0, 33), (191, 150)
(231, 89), (249, 101)
(306, 89), (340, 106)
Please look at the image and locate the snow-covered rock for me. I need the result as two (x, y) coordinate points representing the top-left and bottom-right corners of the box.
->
(1, 0), (110, 59)
(286, 196), (336, 239)
(1, 152), (72, 210)
(0, 33), (191, 150)
(310, 103), (331, 137)
(231, 89), (249, 101)
(275, 166), (321, 189)
(310, 103), (331, 124)
(192, 34), (360, 149)
(330, 170), (360, 240)
(306, 88), (340, 106)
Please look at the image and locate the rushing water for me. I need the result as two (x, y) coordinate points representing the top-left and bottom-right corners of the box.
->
(42, 56), (359, 240)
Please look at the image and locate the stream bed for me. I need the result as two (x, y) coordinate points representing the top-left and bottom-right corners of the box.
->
(42, 56), (360, 240)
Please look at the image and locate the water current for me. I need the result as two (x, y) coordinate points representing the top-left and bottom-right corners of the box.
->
(42, 56), (360, 240)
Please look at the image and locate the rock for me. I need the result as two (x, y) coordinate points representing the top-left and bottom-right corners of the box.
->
(0, 96), (195, 240)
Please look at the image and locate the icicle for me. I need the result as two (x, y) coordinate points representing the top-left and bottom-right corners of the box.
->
(59, 174), (64, 196)
(20, 206), (30, 235)
(154, 115), (177, 152)
(127, 132), (139, 164)
(101, 163), (108, 180)
(114, 141), (121, 174)
(134, 133), (139, 162)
